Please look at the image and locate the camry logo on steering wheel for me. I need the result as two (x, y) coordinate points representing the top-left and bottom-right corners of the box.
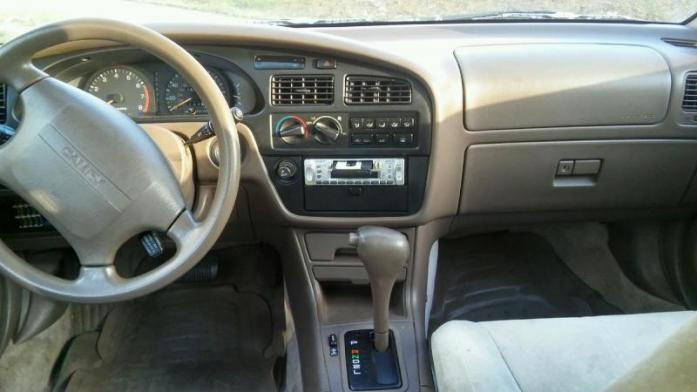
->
(60, 145), (106, 187)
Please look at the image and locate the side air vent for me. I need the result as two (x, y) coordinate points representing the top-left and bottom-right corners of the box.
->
(12, 202), (49, 230)
(683, 73), (697, 111)
(344, 76), (412, 105)
(0, 84), (6, 123)
(271, 75), (334, 105)
(663, 38), (697, 49)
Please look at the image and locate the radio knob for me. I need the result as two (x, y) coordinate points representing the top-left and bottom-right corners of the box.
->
(276, 116), (308, 144)
(311, 116), (342, 144)
(276, 160), (298, 180)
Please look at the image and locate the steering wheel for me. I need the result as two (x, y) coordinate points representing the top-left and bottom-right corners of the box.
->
(0, 19), (241, 303)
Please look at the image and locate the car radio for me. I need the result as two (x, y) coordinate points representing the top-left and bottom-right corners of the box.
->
(304, 158), (405, 186)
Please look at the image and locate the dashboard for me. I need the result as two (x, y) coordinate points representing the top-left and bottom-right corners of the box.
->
(1, 21), (697, 232)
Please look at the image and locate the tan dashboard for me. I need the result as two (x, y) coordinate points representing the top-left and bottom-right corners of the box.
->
(8, 21), (697, 231)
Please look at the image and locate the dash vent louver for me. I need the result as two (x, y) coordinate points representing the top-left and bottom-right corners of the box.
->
(344, 76), (412, 105)
(271, 75), (334, 105)
(663, 38), (697, 49)
(12, 202), (49, 230)
(0, 84), (6, 123)
(683, 73), (697, 111)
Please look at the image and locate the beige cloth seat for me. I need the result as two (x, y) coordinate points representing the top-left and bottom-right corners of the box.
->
(430, 312), (697, 392)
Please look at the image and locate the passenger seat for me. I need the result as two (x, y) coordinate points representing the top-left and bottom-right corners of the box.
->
(430, 312), (697, 392)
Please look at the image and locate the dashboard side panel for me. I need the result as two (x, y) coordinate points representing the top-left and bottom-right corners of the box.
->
(456, 44), (672, 131)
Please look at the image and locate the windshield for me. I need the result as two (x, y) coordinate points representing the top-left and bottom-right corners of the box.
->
(2, 0), (695, 42)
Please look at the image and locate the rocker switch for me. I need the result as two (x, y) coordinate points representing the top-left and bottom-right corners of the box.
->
(328, 333), (338, 357)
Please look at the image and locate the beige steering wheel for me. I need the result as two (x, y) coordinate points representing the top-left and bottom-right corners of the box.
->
(0, 19), (241, 303)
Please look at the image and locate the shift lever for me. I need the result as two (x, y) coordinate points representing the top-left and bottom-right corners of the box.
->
(349, 226), (409, 352)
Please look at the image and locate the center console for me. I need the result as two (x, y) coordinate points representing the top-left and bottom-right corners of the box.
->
(262, 108), (431, 216)
(238, 52), (431, 218)
(245, 53), (432, 391)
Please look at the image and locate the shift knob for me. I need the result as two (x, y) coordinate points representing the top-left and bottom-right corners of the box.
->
(349, 226), (409, 352)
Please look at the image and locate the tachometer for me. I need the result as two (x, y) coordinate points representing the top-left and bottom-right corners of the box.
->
(85, 66), (152, 116)
(165, 69), (231, 115)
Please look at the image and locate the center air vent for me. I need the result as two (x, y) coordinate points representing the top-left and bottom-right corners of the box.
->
(271, 75), (334, 105)
(683, 73), (697, 111)
(0, 84), (6, 123)
(344, 76), (412, 105)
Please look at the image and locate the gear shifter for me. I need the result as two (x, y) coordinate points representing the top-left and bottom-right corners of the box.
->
(349, 226), (409, 351)
(344, 226), (408, 390)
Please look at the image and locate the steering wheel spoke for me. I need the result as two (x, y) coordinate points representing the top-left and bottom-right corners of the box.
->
(167, 209), (201, 247)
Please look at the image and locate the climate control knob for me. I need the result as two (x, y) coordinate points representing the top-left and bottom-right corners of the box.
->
(275, 115), (308, 144)
(311, 116), (342, 144)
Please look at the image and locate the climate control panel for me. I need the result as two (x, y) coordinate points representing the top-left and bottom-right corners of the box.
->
(271, 112), (419, 150)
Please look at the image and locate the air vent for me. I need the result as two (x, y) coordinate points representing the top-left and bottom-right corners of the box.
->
(12, 202), (49, 230)
(344, 76), (412, 105)
(683, 73), (697, 111)
(663, 38), (697, 49)
(271, 75), (334, 105)
(0, 84), (6, 123)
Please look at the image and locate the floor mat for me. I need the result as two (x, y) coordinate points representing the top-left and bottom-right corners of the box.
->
(429, 232), (620, 334)
(65, 286), (276, 392)
(531, 223), (684, 313)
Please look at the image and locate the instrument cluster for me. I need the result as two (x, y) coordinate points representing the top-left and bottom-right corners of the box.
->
(80, 61), (257, 119)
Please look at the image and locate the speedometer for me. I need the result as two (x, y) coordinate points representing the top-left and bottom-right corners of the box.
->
(85, 66), (152, 117)
(165, 69), (231, 115)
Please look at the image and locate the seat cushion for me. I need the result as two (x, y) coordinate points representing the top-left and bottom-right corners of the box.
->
(430, 312), (696, 392)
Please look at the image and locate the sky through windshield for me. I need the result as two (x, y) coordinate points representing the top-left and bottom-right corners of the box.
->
(1, 0), (695, 42)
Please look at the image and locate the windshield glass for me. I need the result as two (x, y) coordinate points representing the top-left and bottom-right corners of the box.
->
(2, 0), (695, 42)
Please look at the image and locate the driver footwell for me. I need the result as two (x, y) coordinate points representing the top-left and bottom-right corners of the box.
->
(61, 286), (277, 392)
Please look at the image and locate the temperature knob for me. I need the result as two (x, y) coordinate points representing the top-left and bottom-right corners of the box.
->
(275, 115), (308, 144)
(311, 116), (342, 144)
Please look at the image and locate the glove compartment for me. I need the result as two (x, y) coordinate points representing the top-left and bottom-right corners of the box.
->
(460, 140), (697, 213)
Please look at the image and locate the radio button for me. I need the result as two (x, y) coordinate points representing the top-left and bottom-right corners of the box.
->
(304, 165), (316, 184)
(394, 133), (414, 146)
(395, 168), (404, 183)
(374, 133), (390, 144)
(402, 117), (415, 128)
(351, 134), (373, 145)
(350, 118), (363, 130)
